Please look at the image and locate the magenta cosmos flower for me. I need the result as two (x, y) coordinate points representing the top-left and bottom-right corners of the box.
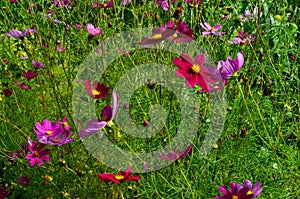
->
(228, 30), (255, 45)
(25, 137), (50, 166)
(138, 28), (173, 45)
(98, 166), (140, 184)
(84, 79), (110, 99)
(237, 180), (263, 198)
(173, 53), (216, 90)
(8, 143), (28, 160)
(22, 70), (37, 80)
(162, 19), (194, 42)
(5, 28), (36, 38)
(216, 182), (254, 199)
(53, 0), (70, 6)
(34, 120), (64, 138)
(200, 22), (225, 36)
(93, 1), (113, 8)
(79, 91), (118, 138)
(158, 145), (193, 161)
(217, 52), (244, 80)
(86, 24), (102, 36)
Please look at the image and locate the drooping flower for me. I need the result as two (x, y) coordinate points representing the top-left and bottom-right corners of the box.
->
(158, 145), (193, 161)
(93, 1), (113, 8)
(32, 60), (44, 69)
(156, 0), (169, 11)
(22, 70), (37, 80)
(84, 79), (110, 99)
(217, 52), (244, 80)
(53, 0), (70, 7)
(237, 180), (263, 198)
(86, 24), (102, 36)
(200, 22), (225, 36)
(173, 53), (216, 90)
(79, 91), (118, 138)
(5, 28), (36, 38)
(25, 137), (50, 166)
(216, 182), (254, 199)
(18, 176), (31, 186)
(34, 120), (64, 138)
(98, 166), (140, 184)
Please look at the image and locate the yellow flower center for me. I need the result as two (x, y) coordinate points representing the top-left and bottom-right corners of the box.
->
(232, 195), (238, 199)
(103, 3), (107, 7)
(34, 151), (39, 156)
(211, 27), (215, 31)
(92, 89), (100, 95)
(102, 116), (109, 121)
(246, 190), (253, 195)
(115, 175), (125, 180)
(173, 33), (178, 38)
(191, 64), (200, 74)
(152, 34), (162, 39)
(63, 122), (68, 126)
(46, 130), (52, 135)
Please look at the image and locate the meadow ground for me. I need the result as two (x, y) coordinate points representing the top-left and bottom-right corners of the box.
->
(0, 0), (299, 198)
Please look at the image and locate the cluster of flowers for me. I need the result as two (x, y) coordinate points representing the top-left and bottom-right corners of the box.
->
(8, 117), (73, 167)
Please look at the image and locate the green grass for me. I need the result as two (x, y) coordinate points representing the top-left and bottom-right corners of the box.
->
(0, 0), (299, 198)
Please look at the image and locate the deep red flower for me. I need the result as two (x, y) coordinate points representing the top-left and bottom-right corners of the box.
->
(173, 53), (216, 90)
(3, 88), (13, 97)
(22, 70), (37, 80)
(98, 166), (140, 184)
(84, 79), (110, 99)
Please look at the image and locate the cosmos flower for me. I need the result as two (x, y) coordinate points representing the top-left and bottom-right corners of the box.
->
(34, 120), (64, 138)
(173, 53), (216, 90)
(5, 28), (36, 38)
(121, 0), (131, 5)
(0, 186), (9, 199)
(86, 24), (102, 36)
(138, 28), (173, 45)
(53, 0), (70, 7)
(228, 30), (255, 45)
(93, 1), (113, 8)
(32, 60), (44, 69)
(237, 180), (263, 198)
(200, 22), (225, 36)
(158, 145), (193, 161)
(18, 176), (31, 186)
(79, 91), (118, 138)
(56, 45), (66, 52)
(216, 182), (254, 199)
(22, 70), (37, 80)
(98, 166), (140, 184)
(25, 137), (50, 167)
(217, 52), (244, 80)
(156, 0), (169, 11)
(162, 19), (194, 42)
(84, 79), (110, 99)
(14, 81), (30, 89)
(8, 143), (28, 160)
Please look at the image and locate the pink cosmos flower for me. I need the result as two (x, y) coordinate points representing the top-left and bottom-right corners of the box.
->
(217, 52), (244, 80)
(173, 53), (216, 90)
(156, 0), (169, 11)
(200, 22), (225, 36)
(138, 28), (173, 45)
(14, 81), (30, 89)
(158, 145), (193, 161)
(32, 60), (44, 69)
(86, 24), (102, 36)
(84, 79), (110, 99)
(162, 19), (194, 42)
(121, 0), (131, 5)
(5, 28), (36, 38)
(56, 45), (66, 52)
(25, 137), (50, 166)
(98, 166), (140, 184)
(22, 70), (37, 80)
(79, 91), (118, 138)
(228, 30), (255, 45)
